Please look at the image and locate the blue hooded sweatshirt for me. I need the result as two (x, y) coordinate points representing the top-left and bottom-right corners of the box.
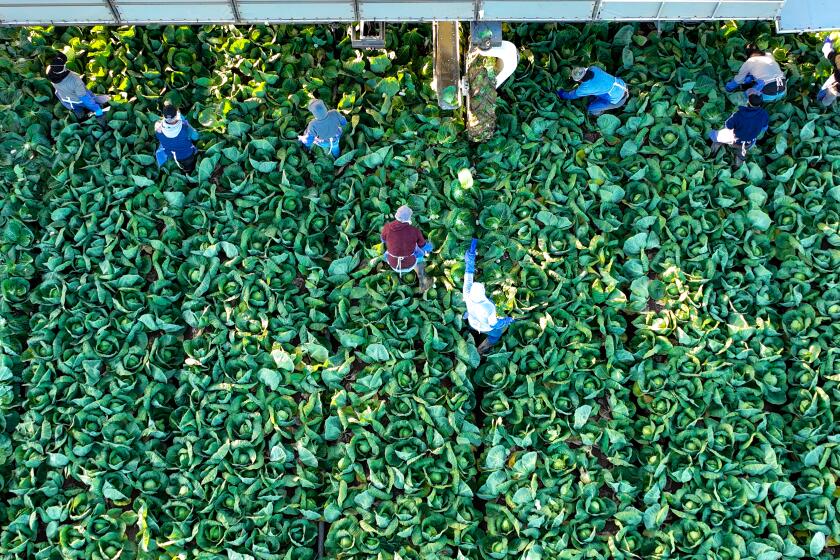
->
(566, 67), (628, 104)
(303, 100), (347, 141)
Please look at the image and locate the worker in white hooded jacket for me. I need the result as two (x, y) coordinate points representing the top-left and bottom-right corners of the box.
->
(463, 239), (515, 354)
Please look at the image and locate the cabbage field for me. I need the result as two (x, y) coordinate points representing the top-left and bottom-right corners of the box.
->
(1, 20), (840, 560)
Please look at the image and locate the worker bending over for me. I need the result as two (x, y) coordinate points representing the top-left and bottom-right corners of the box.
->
(381, 205), (433, 292)
(725, 45), (786, 103)
(817, 37), (840, 107)
(298, 99), (347, 157)
(155, 102), (200, 173)
(46, 52), (109, 128)
(556, 66), (629, 116)
(463, 239), (514, 354)
(709, 89), (769, 167)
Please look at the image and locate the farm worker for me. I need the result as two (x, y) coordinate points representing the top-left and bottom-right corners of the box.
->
(380, 205), (433, 291)
(463, 239), (515, 354)
(298, 99), (347, 157)
(724, 45), (786, 103)
(709, 89), (769, 166)
(154, 101), (200, 173)
(817, 37), (840, 107)
(45, 52), (109, 128)
(556, 66), (629, 116)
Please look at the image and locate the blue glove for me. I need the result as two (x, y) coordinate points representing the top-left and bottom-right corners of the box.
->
(464, 252), (475, 274)
(413, 241), (433, 259)
(155, 146), (168, 167)
(464, 238), (477, 274)
(78, 92), (103, 116)
(724, 80), (739, 93)
(556, 89), (575, 100)
(818, 89), (827, 102)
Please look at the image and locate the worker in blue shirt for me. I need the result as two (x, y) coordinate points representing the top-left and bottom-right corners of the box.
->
(724, 45), (786, 103)
(154, 102), (199, 173)
(46, 52), (110, 128)
(556, 66), (629, 116)
(298, 99), (347, 157)
(709, 89), (769, 166)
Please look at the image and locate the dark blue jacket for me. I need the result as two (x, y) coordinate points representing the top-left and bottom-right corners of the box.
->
(725, 106), (769, 144)
(156, 120), (198, 161)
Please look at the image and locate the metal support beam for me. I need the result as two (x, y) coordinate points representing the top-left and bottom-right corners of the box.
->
(228, 0), (240, 22)
(710, 1), (723, 19)
(591, 0), (602, 20)
(104, 0), (121, 23)
(654, 1), (665, 20)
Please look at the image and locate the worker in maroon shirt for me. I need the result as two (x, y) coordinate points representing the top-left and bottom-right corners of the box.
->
(381, 205), (433, 292)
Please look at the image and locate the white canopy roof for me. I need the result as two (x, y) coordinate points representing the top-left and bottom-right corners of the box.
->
(0, 0), (834, 28)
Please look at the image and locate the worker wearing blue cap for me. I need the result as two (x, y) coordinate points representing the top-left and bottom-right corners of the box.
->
(709, 89), (769, 166)
(556, 66), (630, 116)
(298, 99), (347, 157)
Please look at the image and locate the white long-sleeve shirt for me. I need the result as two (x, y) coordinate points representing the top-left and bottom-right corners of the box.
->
(463, 272), (498, 333)
(734, 53), (785, 86)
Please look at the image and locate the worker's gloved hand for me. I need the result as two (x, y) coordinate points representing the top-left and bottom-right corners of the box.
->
(464, 252), (476, 274)
(413, 241), (433, 259)
(817, 89), (828, 102)
(556, 89), (574, 100)
(155, 146), (168, 167)
(464, 238), (478, 274)
(298, 134), (315, 148)
(497, 317), (516, 329)
(724, 80), (740, 93)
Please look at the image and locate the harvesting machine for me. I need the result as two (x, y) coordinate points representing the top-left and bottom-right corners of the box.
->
(432, 21), (518, 142)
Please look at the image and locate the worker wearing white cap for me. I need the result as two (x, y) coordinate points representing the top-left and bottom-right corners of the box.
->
(463, 239), (514, 354)
(817, 37), (840, 107)
(556, 66), (629, 116)
(724, 44), (786, 103)
(380, 205), (433, 291)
